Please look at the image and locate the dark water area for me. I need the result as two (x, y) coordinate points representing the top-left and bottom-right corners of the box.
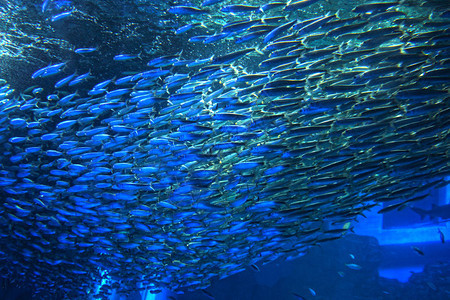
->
(3, 233), (450, 299)
(0, 0), (449, 299)
(175, 235), (450, 300)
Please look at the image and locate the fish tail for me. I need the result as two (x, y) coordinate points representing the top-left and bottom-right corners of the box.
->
(409, 206), (427, 220)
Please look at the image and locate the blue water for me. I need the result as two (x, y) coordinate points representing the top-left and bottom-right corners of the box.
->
(0, 0), (449, 299)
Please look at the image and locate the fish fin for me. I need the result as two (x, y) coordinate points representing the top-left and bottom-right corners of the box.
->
(410, 206), (426, 220)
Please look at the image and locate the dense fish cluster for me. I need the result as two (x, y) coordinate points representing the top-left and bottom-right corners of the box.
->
(0, 0), (449, 299)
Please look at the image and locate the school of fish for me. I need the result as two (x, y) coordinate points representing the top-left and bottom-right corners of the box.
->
(0, 0), (449, 299)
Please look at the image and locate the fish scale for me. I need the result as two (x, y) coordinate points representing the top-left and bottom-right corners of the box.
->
(0, 0), (448, 299)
